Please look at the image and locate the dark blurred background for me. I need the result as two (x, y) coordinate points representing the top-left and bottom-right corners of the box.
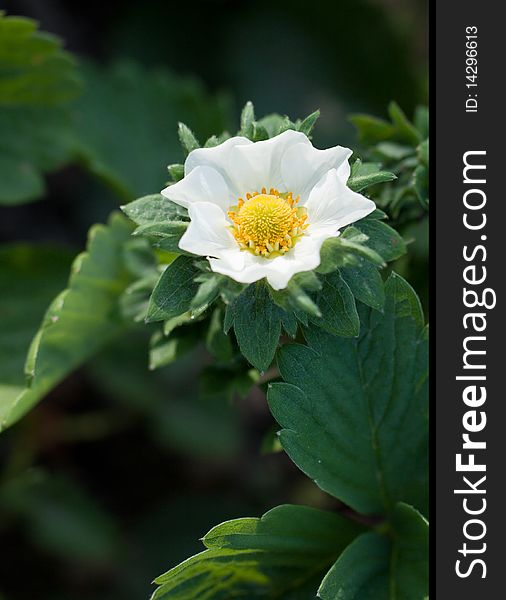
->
(0, 1), (427, 598)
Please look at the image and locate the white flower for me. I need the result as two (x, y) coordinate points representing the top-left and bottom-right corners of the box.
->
(161, 130), (375, 290)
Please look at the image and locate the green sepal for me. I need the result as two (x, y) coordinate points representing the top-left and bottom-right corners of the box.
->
(297, 109), (320, 137)
(347, 159), (397, 192)
(167, 163), (184, 181)
(178, 121), (200, 155)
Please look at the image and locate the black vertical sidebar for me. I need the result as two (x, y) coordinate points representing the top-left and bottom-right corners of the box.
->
(435, 0), (503, 596)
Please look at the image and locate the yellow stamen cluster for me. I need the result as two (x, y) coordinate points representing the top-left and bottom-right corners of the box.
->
(228, 188), (309, 258)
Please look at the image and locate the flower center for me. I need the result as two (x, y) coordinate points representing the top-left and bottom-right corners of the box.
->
(228, 188), (309, 258)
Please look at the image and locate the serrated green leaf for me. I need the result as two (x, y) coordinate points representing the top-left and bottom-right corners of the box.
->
(122, 193), (185, 225)
(0, 14), (82, 106)
(152, 504), (365, 600)
(311, 271), (359, 336)
(269, 273), (428, 516)
(353, 218), (406, 262)
(341, 263), (385, 310)
(347, 160), (396, 192)
(226, 282), (287, 372)
(0, 13), (84, 204)
(146, 256), (199, 323)
(317, 229), (384, 274)
(318, 503), (428, 600)
(0, 213), (134, 430)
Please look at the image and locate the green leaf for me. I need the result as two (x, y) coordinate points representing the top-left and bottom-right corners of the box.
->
(347, 160), (396, 192)
(317, 228), (384, 274)
(0, 213), (134, 431)
(417, 139), (429, 167)
(146, 256), (200, 323)
(226, 282), (288, 372)
(0, 244), (73, 421)
(297, 109), (320, 136)
(255, 114), (295, 138)
(152, 504), (365, 600)
(132, 221), (188, 255)
(240, 101), (255, 137)
(318, 503), (428, 600)
(121, 193), (185, 225)
(149, 327), (201, 370)
(413, 164), (429, 209)
(350, 114), (396, 144)
(414, 106), (429, 139)
(341, 263), (385, 311)
(269, 273), (428, 516)
(388, 102), (422, 146)
(374, 142), (414, 161)
(167, 163), (184, 181)
(178, 122), (200, 155)
(270, 273), (322, 319)
(0, 14), (82, 205)
(206, 308), (233, 363)
(311, 271), (360, 337)
(353, 218), (406, 262)
(191, 274), (223, 311)
(0, 14), (81, 106)
(72, 61), (230, 200)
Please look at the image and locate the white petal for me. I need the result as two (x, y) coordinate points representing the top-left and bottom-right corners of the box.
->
(281, 142), (352, 200)
(178, 202), (244, 269)
(208, 231), (330, 290)
(184, 136), (253, 197)
(161, 166), (233, 211)
(305, 169), (375, 234)
(228, 130), (311, 194)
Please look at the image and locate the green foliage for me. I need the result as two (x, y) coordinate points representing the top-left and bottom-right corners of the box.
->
(0, 13), (81, 105)
(0, 244), (73, 422)
(225, 282), (293, 372)
(73, 62), (231, 200)
(0, 213), (134, 430)
(146, 256), (200, 323)
(351, 102), (429, 219)
(151, 504), (364, 599)
(318, 504), (428, 600)
(0, 12), (82, 205)
(347, 159), (397, 192)
(268, 273), (428, 517)
(311, 271), (359, 337)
